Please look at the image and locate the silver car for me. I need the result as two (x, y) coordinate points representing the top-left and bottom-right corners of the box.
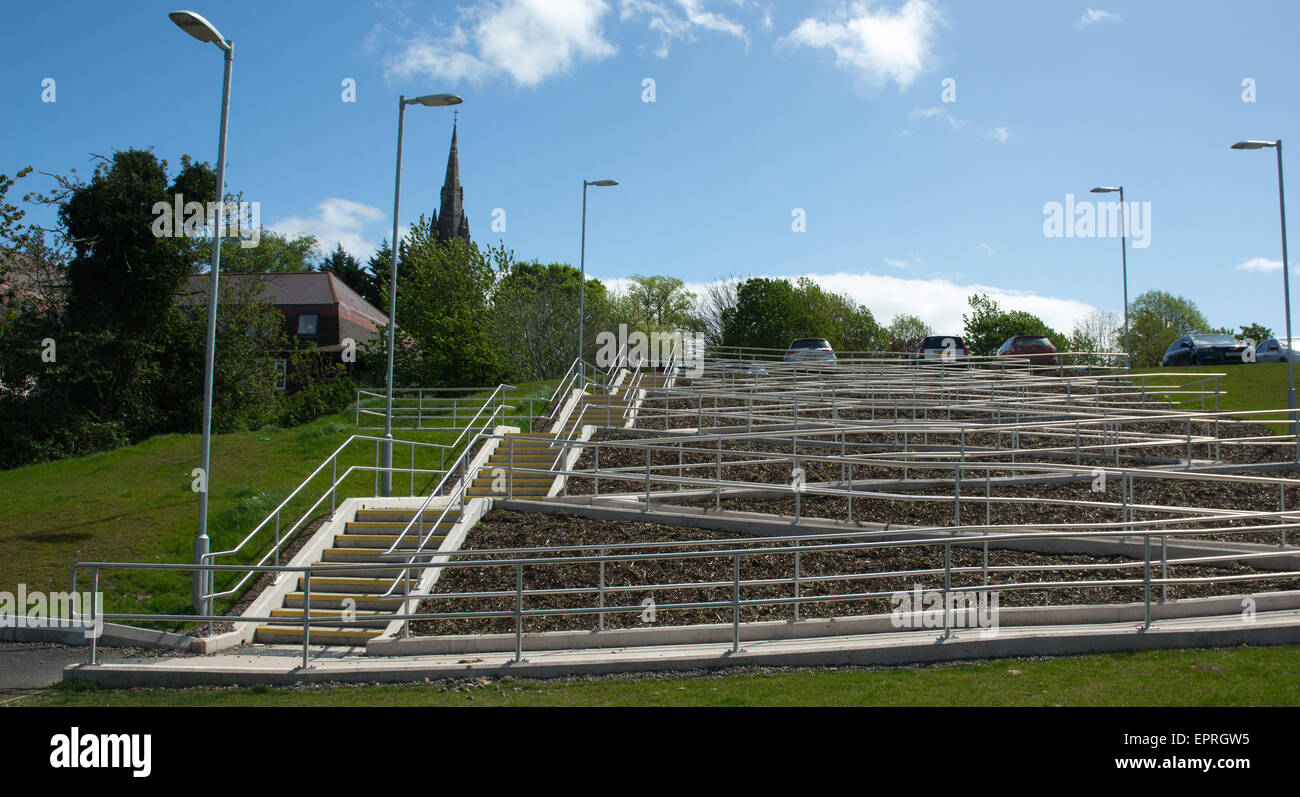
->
(1254, 338), (1300, 362)
(784, 338), (836, 363)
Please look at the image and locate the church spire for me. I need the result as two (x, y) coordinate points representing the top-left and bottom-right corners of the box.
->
(435, 114), (470, 242)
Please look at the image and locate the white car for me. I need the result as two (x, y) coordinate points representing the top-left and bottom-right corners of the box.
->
(1255, 338), (1300, 362)
(784, 338), (836, 363)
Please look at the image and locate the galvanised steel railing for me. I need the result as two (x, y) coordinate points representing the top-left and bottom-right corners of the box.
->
(196, 388), (516, 623)
(70, 513), (1300, 668)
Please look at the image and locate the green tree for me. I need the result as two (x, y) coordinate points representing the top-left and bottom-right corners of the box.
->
(721, 278), (798, 350)
(490, 259), (608, 380)
(376, 218), (501, 387)
(961, 294), (1066, 356)
(884, 314), (930, 352)
(212, 228), (318, 273)
(1237, 322), (1273, 344)
(1127, 290), (1211, 367)
(618, 274), (698, 330)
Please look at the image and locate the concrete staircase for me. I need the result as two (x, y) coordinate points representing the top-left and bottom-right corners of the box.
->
(254, 506), (459, 645)
(466, 432), (562, 500)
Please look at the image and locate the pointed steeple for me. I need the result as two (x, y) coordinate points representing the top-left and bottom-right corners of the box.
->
(436, 117), (470, 242)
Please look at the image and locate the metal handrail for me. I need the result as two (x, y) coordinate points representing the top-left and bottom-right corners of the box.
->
(70, 510), (1300, 666)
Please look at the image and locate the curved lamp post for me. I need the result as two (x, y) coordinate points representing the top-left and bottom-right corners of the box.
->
(170, 9), (232, 615)
(1233, 139), (1295, 448)
(579, 179), (617, 378)
(381, 92), (462, 497)
(1090, 185), (1129, 361)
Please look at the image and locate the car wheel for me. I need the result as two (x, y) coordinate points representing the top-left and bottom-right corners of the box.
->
(1281, 357), (1288, 363)
(1189, 355), (1200, 366)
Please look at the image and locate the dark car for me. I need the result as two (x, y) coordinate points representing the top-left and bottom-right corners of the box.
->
(915, 335), (969, 363)
(1160, 333), (1249, 366)
(995, 335), (1059, 366)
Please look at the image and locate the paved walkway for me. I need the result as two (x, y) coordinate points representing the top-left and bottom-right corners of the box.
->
(60, 609), (1300, 688)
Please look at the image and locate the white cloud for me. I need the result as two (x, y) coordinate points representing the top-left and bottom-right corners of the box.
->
(385, 0), (616, 88)
(1236, 257), (1284, 273)
(603, 271), (1095, 333)
(1077, 8), (1120, 30)
(976, 243), (995, 256)
(621, 0), (749, 57)
(986, 126), (1009, 143)
(785, 0), (944, 91)
(884, 258), (910, 269)
(270, 199), (389, 262)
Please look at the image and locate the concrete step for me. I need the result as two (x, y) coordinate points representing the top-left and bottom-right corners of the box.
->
(333, 534), (445, 549)
(284, 592), (406, 611)
(311, 560), (424, 579)
(354, 508), (460, 523)
(297, 576), (407, 594)
(320, 547), (437, 562)
(269, 608), (389, 628)
(344, 521), (457, 534)
(467, 481), (548, 494)
(254, 625), (382, 644)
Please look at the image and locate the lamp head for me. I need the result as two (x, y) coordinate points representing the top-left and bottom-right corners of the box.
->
(169, 10), (229, 50)
(410, 93), (463, 107)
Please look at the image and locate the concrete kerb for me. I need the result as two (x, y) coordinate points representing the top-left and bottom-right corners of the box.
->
(61, 608), (1300, 687)
(0, 617), (195, 651)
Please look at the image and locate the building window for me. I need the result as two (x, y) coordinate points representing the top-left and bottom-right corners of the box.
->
(297, 313), (319, 336)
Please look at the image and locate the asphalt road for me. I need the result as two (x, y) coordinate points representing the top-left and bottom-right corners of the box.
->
(0, 643), (166, 695)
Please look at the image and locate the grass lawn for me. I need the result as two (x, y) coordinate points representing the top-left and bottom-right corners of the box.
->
(0, 380), (557, 626)
(1132, 362), (1297, 433)
(16, 645), (1300, 707)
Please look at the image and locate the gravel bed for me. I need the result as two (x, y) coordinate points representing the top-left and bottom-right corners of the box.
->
(410, 509), (1300, 636)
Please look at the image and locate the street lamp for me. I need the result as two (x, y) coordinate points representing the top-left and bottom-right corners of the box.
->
(579, 179), (618, 378)
(1090, 186), (1129, 361)
(170, 9), (233, 615)
(381, 92), (462, 497)
(1232, 139), (1296, 446)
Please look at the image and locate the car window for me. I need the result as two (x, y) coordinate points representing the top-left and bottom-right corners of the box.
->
(1017, 336), (1052, 347)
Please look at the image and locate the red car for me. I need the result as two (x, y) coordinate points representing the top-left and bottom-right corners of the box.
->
(995, 335), (1059, 366)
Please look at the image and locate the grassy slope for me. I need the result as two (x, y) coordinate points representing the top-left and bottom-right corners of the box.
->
(19, 645), (1300, 707)
(1132, 363), (1295, 430)
(0, 381), (557, 621)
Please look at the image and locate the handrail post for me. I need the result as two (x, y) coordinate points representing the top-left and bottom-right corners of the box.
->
(793, 537), (801, 622)
(514, 562), (524, 662)
(732, 553), (741, 653)
(1143, 530), (1152, 631)
(303, 567), (311, 668)
(90, 566), (99, 665)
(598, 546), (606, 631)
(942, 542), (952, 640)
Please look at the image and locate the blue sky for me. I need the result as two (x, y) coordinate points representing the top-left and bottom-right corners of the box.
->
(3, 0), (1298, 336)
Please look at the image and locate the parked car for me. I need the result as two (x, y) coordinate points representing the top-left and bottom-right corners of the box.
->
(1254, 338), (1300, 363)
(1160, 333), (1250, 366)
(915, 335), (969, 363)
(784, 338), (836, 364)
(995, 335), (1059, 366)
